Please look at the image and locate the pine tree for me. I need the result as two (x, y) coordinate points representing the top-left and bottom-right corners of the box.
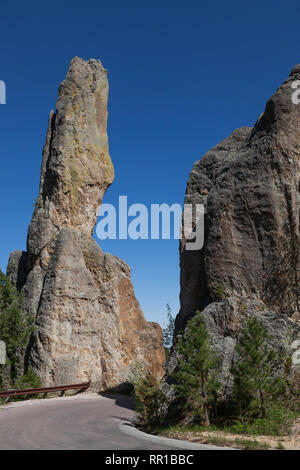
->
(163, 303), (175, 360)
(173, 312), (220, 426)
(129, 360), (165, 428)
(0, 270), (34, 386)
(231, 317), (277, 419)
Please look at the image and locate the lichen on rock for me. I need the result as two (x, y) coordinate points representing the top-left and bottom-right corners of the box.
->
(7, 57), (165, 389)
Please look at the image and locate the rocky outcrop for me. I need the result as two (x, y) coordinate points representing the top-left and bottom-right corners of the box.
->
(173, 64), (300, 390)
(7, 57), (164, 389)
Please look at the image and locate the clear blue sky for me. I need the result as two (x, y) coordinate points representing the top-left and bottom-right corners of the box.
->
(0, 0), (299, 326)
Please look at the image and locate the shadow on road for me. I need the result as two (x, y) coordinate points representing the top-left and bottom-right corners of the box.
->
(99, 392), (135, 412)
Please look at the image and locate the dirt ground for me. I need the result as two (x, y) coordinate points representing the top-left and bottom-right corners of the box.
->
(163, 419), (300, 450)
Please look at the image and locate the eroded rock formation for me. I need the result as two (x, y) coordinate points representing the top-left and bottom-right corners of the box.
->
(7, 57), (165, 389)
(172, 64), (300, 390)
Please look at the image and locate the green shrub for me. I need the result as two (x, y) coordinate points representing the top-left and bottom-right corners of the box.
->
(15, 368), (41, 390)
(5, 368), (42, 402)
(134, 374), (165, 429)
(277, 441), (285, 450)
(129, 360), (166, 429)
(215, 284), (226, 301)
(229, 402), (298, 436)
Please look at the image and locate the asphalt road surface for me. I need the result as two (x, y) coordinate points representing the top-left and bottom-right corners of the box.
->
(0, 394), (224, 450)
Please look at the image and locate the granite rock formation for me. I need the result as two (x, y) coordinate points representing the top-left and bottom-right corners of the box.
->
(172, 64), (300, 391)
(7, 57), (165, 389)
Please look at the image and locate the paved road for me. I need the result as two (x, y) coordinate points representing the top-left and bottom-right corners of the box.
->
(0, 394), (223, 450)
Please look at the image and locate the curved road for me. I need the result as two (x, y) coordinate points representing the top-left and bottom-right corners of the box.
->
(0, 394), (223, 450)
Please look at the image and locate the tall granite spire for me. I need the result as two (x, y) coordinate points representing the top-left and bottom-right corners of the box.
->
(169, 65), (300, 395)
(7, 57), (165, 389)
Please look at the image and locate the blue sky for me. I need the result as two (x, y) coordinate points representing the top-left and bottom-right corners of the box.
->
(0, 0), (299, 326)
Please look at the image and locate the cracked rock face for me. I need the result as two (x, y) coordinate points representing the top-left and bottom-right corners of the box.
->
(7, 57), (165, 389)
(173, 64), (300, 389)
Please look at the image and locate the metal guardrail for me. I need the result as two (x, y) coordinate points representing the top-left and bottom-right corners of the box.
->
(0, 380), (90, 399)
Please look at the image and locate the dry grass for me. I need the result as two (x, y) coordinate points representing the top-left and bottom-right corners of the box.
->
(162, 418), (300, 450)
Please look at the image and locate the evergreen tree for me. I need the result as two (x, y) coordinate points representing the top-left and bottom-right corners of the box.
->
(0, 270), (34, 386)
(129, 360), (165, 428)
(173, 312), (220, 426)
(163, 303), (175, 359)
(231, 317), (278, 419)
(134, 372), (165, 428)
